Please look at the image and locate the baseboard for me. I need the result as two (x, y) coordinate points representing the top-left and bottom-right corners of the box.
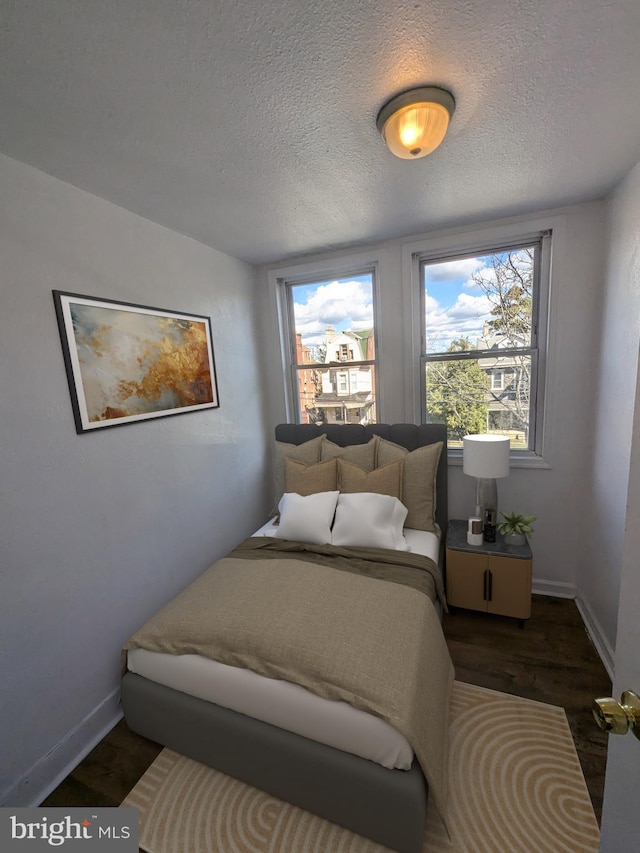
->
(1, 686), (123, 808)
(532, 578), (577, 598)
(532, 580), (614, 678)
(575, 594), (615, 681)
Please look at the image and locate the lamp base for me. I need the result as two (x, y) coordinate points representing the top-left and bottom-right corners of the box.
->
(475, 477), (498, 522)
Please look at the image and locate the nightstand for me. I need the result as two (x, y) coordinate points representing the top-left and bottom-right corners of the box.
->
(445, 518), (533, 627)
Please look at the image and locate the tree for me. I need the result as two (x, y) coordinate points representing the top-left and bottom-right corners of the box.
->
(472, 249), (533, 345)
(426, 338), (488, 440)
(472, 250), (533, 436)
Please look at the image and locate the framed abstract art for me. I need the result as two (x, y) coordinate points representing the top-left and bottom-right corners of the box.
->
(53, 291), (219, 433)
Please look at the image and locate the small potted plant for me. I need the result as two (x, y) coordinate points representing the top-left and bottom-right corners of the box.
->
(498, 512), (536, 546)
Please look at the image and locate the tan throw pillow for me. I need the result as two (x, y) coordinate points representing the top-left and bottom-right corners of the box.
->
(375, 438), (443, 533)
(273, 435), (326, 509)
(337, 458), (404, 499)
(320, 437), (377, 472)
(284, 457), (338, 496)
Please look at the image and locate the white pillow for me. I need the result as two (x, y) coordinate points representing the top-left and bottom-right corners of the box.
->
(274, 491), (340, 545)
(331, 492), (409, 551)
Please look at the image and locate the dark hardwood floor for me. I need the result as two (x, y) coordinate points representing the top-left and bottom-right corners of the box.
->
(43, 595), (611, 824)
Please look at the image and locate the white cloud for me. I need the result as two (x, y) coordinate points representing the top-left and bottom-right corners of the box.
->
(451, 292), (492, 318)
(426, 292), (493, 352)
(463, 265), (498, 292)
(463, 249), (532, 292)
(294, 279), (373, 345)
(425, 257), (486, 284)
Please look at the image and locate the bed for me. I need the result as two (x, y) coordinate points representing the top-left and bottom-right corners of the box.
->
(121, 422), (452, 853)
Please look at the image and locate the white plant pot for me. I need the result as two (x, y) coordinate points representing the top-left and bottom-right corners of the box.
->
(504, 531), (526, 546)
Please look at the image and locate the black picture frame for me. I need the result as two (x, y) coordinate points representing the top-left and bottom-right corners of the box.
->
(53, 290), (219, 433)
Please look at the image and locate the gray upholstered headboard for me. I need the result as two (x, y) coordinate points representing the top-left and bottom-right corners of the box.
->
(274, 423), (448, 538)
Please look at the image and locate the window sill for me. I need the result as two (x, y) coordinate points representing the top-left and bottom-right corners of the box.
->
(447, 450), (551, 470)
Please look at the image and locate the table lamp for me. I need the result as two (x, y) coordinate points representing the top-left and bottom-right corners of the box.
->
(463, 434), (510, 523)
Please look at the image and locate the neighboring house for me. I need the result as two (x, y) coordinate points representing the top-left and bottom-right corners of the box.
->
(311, 327), (376, 425)
(295, 333), (316, 424)
(476, 323), (530, 445)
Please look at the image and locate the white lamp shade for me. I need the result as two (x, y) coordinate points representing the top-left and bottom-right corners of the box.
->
(463, 435), (510, 479)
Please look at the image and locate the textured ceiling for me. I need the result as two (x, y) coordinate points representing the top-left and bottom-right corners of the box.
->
(1, 0), (640, 265)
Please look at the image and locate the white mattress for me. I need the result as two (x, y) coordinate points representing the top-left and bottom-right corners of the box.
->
(127, 523), (441, 770)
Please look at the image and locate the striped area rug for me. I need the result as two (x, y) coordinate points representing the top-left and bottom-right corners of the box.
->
(121, 681), (600, 852)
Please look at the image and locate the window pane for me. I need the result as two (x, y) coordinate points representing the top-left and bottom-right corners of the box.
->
(423, 247), (535, 355)
(422, 242), (540, 451)
(289, 272), (376, 425)
(291, 274), (375, 363)
(426, 355), (531, 448)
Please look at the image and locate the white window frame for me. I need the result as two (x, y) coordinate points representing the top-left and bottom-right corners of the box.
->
(491, 370), (504, 391)
(402, 215), (559, 466)
(271, 254), (382, 424)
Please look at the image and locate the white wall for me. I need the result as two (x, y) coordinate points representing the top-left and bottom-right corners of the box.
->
(260, 202), (608, 623)
(0, 154), (270, 805)
(576, 160), (640, 675)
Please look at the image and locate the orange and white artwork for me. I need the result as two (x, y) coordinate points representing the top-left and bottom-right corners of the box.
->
(53, 291), (219, 433)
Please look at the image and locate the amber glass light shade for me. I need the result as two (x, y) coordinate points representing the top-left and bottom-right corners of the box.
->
(377, 87), (455, 160)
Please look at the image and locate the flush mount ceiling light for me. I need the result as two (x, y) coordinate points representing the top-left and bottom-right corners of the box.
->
(376, 86), (455, 159)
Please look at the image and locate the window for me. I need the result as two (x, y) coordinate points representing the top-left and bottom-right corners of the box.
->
(419, 233), (550, 452)
(491, 370), (504, 391)
(281, 270), (378, 425)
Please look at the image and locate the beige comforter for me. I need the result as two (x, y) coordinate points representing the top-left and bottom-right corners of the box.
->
(123, 540), (454, 824)
(230, 535), (447, 606)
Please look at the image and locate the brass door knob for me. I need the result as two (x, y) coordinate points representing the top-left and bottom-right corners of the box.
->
(592, 690), (640, 739)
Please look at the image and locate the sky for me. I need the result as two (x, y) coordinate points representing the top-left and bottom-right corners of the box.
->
(292, 273), (374, 349)
(424, 256), (495, 353)
(291, 250), (532, 356)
